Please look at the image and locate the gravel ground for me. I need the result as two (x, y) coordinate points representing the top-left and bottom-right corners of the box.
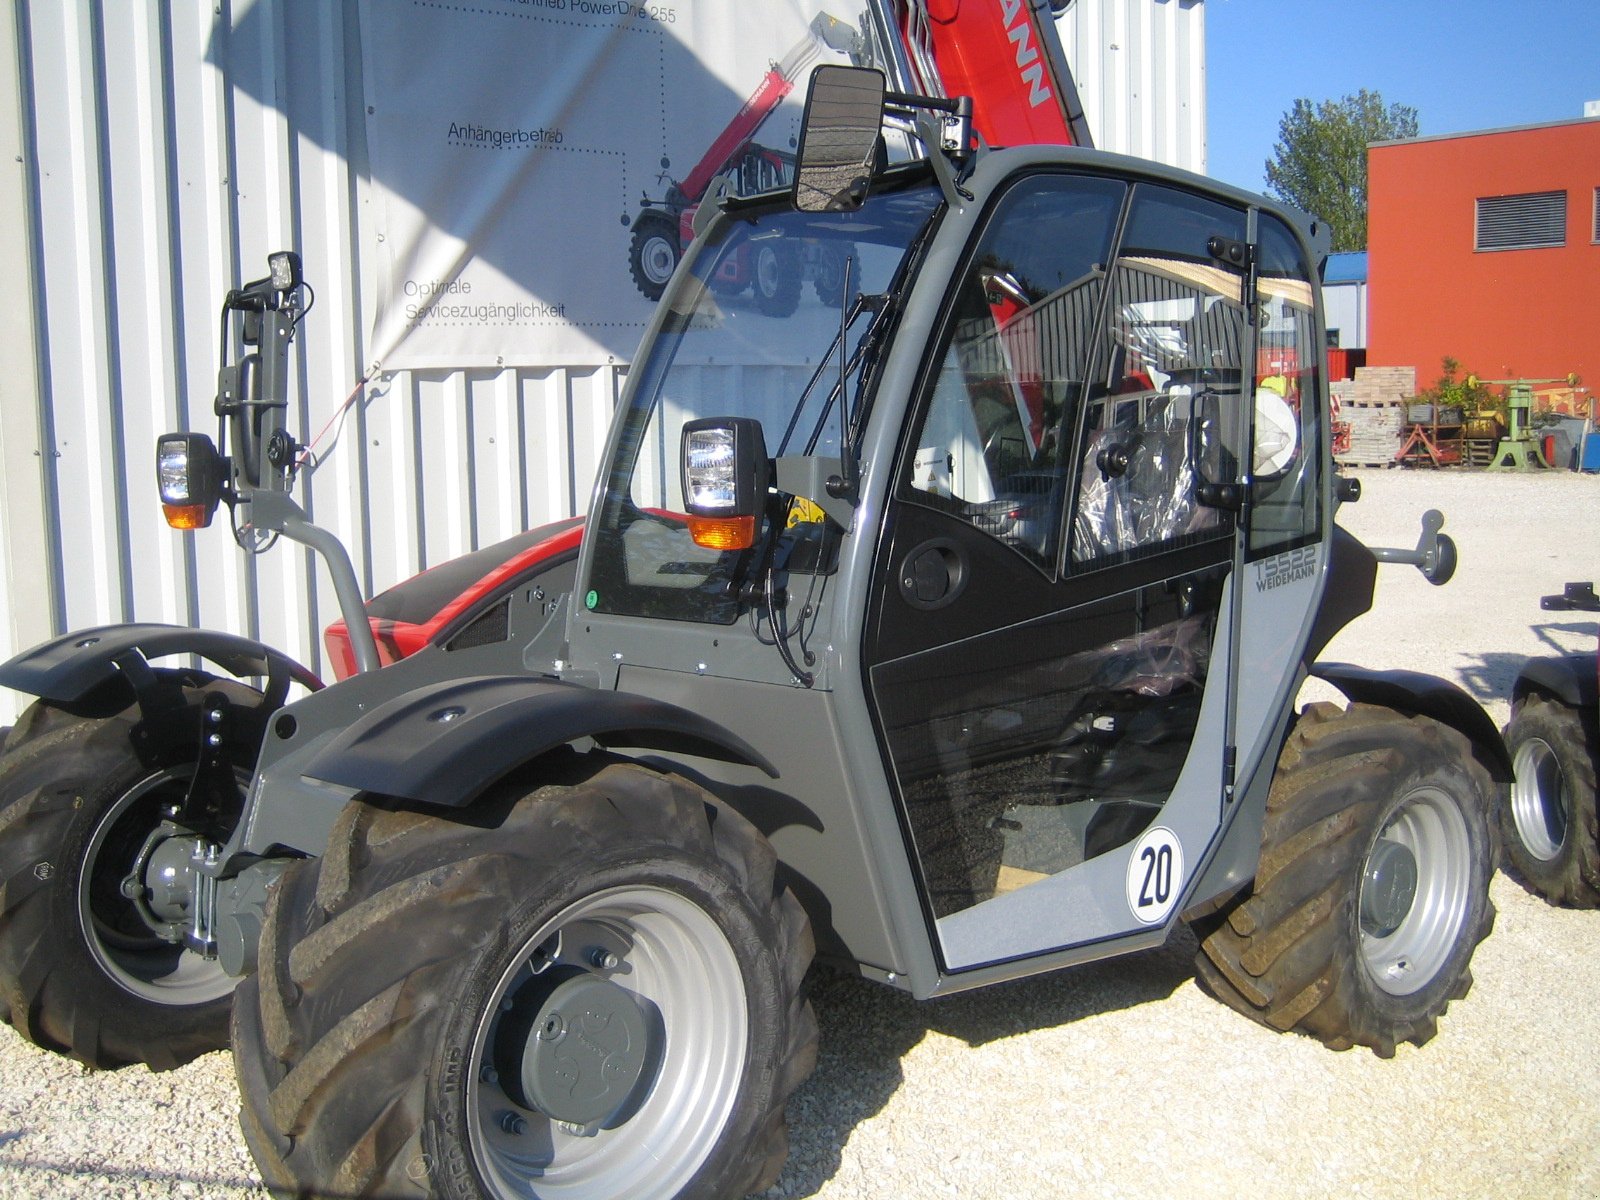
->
(3, 466), (1598, 1199)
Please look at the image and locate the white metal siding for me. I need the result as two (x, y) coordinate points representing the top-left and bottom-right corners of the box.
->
(1, 0), (1203, 723)
(1055, 0), (1206, 173)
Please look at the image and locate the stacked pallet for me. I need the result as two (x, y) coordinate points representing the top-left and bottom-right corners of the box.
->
(1334, 365), (1415, 467)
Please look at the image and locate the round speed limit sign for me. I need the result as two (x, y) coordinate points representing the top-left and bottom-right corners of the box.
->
(1125, 826), (1184, 925)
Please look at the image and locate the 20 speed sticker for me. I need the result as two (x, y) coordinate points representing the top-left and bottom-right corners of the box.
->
(1125, 826), (1184, 925)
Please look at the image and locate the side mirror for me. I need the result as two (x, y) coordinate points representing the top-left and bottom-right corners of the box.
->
(793, 65), (885, 213)
(681, 418), (770, 551)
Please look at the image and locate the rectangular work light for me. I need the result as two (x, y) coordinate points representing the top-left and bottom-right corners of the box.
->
(681, 417), (769, 551)
(156, 433), (226, 529)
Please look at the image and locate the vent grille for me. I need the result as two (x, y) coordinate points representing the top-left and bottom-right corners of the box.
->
(446, 599), (510, 651)
(1475, 190), (1566, 251)
(1594, 187), (1599, 243)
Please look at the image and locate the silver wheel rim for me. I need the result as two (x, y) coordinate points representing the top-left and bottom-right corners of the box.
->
(468, 884), (748, 1199)
(640, 234), (676, 285)
(1511, 736), (1569, 861)
(77, 766), (236, 1006)
(1359, 785), (1473, 997)
(756, 245), (780, 297)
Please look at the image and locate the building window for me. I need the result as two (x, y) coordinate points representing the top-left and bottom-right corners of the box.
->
(1475, 190), (1566, 251)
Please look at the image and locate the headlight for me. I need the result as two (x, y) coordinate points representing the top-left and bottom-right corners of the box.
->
(156, 433), (225, 529)
(680, 418), (769, 550)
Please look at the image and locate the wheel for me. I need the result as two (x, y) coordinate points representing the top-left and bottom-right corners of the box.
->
(810, 241), (859, 309)
(1503, 692), (1599, 906)
(1192, 702), (1497, 1057)
(752, 240), (802, 317)
(233, 757), (817, 1200)
(628, 212), (680, 302)
(0, 676), (266, 1069)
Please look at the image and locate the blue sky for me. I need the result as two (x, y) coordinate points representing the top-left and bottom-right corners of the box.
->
(1204, 0), (1600, 191)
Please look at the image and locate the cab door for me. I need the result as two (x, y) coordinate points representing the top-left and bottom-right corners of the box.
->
(864, 174), (1274, 973)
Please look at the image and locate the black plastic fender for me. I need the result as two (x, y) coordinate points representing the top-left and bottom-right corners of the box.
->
(0, 622), (321, 714)
(301, 674), (778, 807)
(1310, 661), (1512, 780)
(1512, 653), (1599, 711)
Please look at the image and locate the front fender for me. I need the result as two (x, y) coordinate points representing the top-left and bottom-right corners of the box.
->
(302, 674), (778, 807)
(0, 622), (321, 712)
(1310, 661), (1512, 781)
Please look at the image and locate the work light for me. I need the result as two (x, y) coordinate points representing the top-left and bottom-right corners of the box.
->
(681, 417), (769, 550)
(156, 433), (226, 529)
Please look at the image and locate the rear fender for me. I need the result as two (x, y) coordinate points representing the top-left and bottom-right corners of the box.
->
(0, 623), (320, 717)
(301, 674), (777, 807)
(1512, 653), (1598, 711)
(1309, 661), (1511, 781)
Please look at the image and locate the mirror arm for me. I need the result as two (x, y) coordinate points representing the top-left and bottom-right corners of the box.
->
(774, 456), (855, 529)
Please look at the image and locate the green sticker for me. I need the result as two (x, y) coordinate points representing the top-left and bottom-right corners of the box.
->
(585, 590), (599, 610)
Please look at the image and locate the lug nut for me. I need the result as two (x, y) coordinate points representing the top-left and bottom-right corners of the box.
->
(588, 947), (619, 970)
(480, 1065), (499, 1085)
(498, 1110), (528, 1136)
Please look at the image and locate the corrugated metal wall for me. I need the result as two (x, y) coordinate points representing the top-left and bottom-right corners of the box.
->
(0, 2), (624, 722)
(0, 0), (1204, 723)
(1058, 0), (1206, 173)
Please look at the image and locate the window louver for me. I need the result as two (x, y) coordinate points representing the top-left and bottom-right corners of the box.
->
(1475, 191), (1566, 251)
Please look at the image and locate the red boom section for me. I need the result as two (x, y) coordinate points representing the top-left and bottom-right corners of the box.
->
(906, 0), (1082, 148)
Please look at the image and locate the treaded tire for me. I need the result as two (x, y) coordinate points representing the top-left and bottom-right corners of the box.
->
(752, 241), (802, 317)
(1503, 692), (1599, 907)
(628, 212), (680, 302)
(233, 756), (817, 1200)
(1193, 702), (1497, 1057)
(0, 678), (265, 1069)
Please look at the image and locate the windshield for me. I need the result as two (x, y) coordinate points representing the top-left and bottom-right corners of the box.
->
(587, 177), (942, 624)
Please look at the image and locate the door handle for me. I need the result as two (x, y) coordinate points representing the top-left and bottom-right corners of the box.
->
(898, 539), (967, 610)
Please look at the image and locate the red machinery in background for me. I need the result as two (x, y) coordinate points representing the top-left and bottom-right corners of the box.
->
(626, 0), (1092, 304)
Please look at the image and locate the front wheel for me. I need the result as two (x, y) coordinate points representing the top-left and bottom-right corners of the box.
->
(1503, 693), (1599, 906)
(234, 758), (817, 1200)
(0, 678), (264, 1069)
(628, 213), (680, 302)
(1193, 702), (1497, 1057)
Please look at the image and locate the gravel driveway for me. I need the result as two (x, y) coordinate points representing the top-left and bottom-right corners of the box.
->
(3, 467), (1598, 1199)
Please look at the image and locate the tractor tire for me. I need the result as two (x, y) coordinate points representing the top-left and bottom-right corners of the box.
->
(1503, 693), (1599, 907)
(233, 757), (817, 1200)
(811, 241), (859, 309)
(1192, 702), (1497, 1057)
(0, 677), (265, 1069)
(752, 240), (802, 317)
(628, 212), (680, 302)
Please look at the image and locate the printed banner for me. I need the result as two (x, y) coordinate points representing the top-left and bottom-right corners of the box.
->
(360, 0), (859, 368)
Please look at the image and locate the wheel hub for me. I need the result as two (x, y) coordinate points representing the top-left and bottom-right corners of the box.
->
(137, 834), (204, 926)
(494, 967), (651, 1128)
(1361, 836), (1419, 938)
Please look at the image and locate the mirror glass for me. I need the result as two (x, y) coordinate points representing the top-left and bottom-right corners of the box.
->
(793, 65), (885, 213)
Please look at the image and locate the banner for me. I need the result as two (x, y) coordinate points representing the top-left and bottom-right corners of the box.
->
(360, 0), (857, 369)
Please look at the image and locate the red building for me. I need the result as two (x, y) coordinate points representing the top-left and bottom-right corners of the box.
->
(1367, 117), (1598, 386)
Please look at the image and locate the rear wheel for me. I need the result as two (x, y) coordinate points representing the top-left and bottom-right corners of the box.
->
(0, 677), (264, 1069)
(1503, 693), (1599, 906)
(233, 758), (816, 1199)
(1193, 702), (1497, 1057)
(752, 240), (802, 317)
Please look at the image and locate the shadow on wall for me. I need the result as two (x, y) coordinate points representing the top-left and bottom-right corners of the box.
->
(207, 2), (796, 362)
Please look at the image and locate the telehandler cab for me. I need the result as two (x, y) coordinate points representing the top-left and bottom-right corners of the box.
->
(0, 65), (1505, 1200)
